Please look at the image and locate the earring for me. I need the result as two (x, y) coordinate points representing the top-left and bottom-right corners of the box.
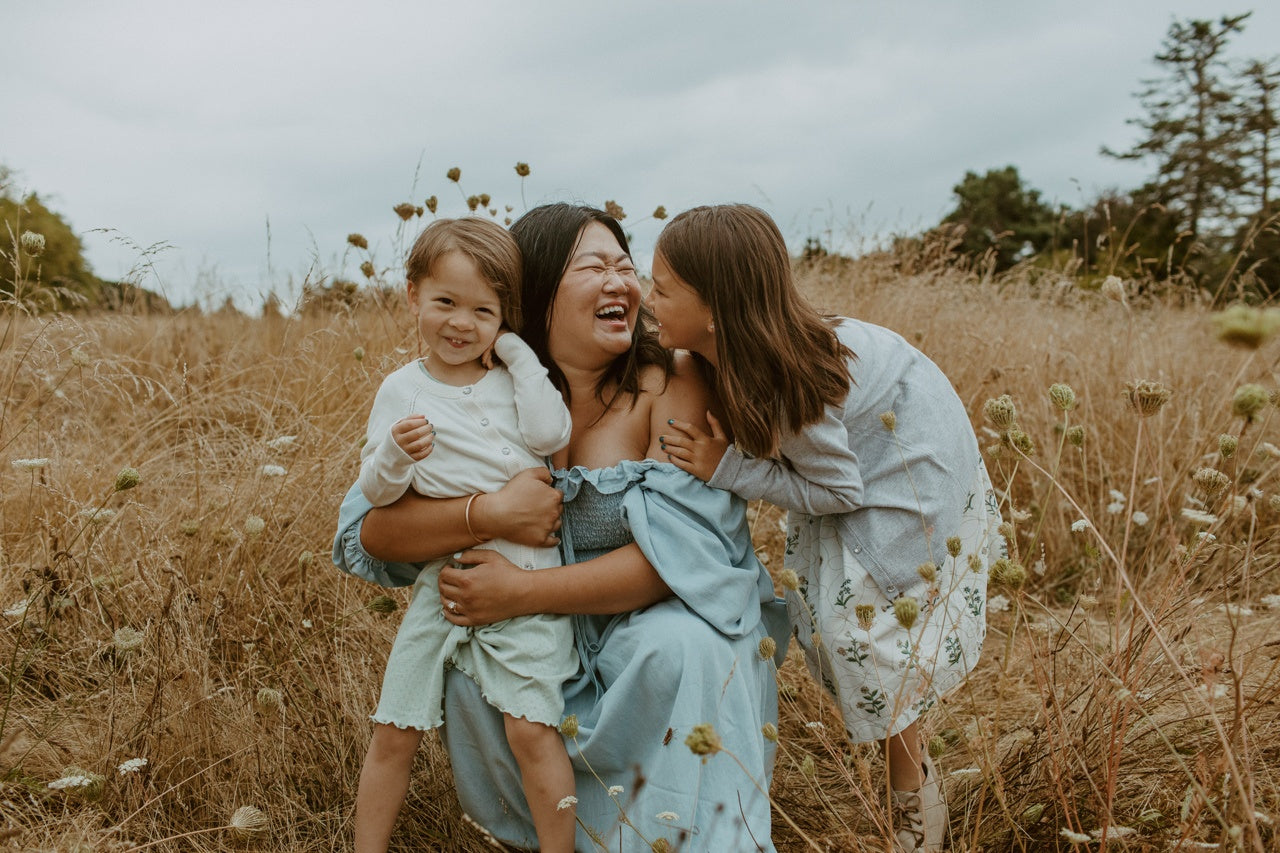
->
(708, 321), (715, 333)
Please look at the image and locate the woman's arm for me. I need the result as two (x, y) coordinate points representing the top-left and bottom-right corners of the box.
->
(359, 466), (563, 563)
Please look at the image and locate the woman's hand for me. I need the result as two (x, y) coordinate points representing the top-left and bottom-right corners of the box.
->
(473, 466), (563, 547)
(439, 549), (534, 626)
(659, 411), (729, 482)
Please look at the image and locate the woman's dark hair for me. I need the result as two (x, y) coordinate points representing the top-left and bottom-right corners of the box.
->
(510, 203), (671, 406)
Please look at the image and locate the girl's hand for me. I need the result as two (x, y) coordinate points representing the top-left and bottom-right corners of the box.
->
(391, 414), (435, 461)
(474, 467), (563, 547)
(659, 411), (728, 482)
(481, 329), (512, 370)
(439, 549), (533, 626)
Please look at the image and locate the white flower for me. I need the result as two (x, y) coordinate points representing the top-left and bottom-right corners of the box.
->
(1180, 508), (1218, 525)
(117, 758), (147, 774)
(265, 435), (297, 451)
(11, 457), (50, 470)
(804, 721), (825, 730)
(1260, 442), (1280, 459)
(1219, 603), (1253, 617)
(607, 785), (624, 796)
(4, 599), (30, 618)
(48, 774), (94, 790)
(1059, 828), (1090, 843)
(244, 515), (266, 537)
(1071, 519), (1091, 533)
(1106, 501), (1125, 515)
(1261, 594), (1280, 610)
(656, 811), (679, 821)
(948, 767), (982, 779)
(556, 795), (578, 811)
(1131, 511), (1149, 527)
(1090, 825), (1136, 839)
(1108, 489), (1126, 503)
(987, 594), (1011, 613)
(1196, 532), (1217, 543)
(301, 619), (314, 629)
(260, 464), (287, 477)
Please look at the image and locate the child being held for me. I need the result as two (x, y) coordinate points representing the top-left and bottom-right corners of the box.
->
(352, 217), (576, 853)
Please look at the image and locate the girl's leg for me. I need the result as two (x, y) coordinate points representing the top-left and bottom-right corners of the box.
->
(884, 720), (924, 790)
(354, 723), (425, 853)
(503, 713), (575, 853)
(883, 721), (945, 853)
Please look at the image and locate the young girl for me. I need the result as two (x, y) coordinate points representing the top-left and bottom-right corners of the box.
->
(353, 217), (577, 853)
(650, 205), (1003, 853)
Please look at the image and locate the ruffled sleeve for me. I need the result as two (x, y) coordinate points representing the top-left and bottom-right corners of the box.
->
(557, 461), (774, 638)
(331, 482), (424, 588)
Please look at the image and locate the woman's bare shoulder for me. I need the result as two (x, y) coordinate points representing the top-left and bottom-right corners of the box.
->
(643, 352), (711, 429)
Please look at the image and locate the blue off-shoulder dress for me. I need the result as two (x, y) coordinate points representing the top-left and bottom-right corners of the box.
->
(333, 460), (790, 852)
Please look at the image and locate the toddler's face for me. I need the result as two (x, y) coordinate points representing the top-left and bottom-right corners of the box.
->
(408, 251), (503, 384)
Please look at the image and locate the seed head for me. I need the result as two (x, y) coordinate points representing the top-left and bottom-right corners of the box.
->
(255, 687), (284, 712)
(1193, 467), (1230, 495)
(20, 231), (46, 256)
(758, 636), (777, 661)
(985, 443), (1003, 460)
(298, 550), (313, 568)
(113, 626), (145, 654)
(653, 205), (668, 220)
(1065, 425), (1085, 447)
(800, 754), (816, 778)
(558, 714), (579, 738)
(366, 594), (397, 615)
(393, 202), (416, 221)
(946, 536), (963, 558)
(346, 233), (368, 250)
(893, 596), (919, 630)
(1022, 803), (1045, 824)
(477, 193), (491, 208)
(998, 521), (1015, 543)
(1048, 383), (1076, 411)
(1123, 380), (1172, 418)
(113, 467), (140, 492)
(1219, 434), (1238, 459)
(462, 195), (478, 212)
(415, 205), (424, 217)
(652, 840), (673, 853)
(1077, 594), (1098, 610)
(260, 464), (287, 477)
(968, 553), (983, 573)
(879, 410), (897, 431)
(778, 569), (800, 591)
(425, 195), (438, 214)
(761, 722), (779, 742)
(446, 167), (461, 182)
(604, 200), (626, 221)
(1211, 305), (1280, 349)
(983, 395), (1017, 430)
(854, 603), (876, 630)
(514, 162), (530, 177)
(1232, 383), (1270, 422)
(70, 346), (91, 367)
(916, 562), (937, 583)
(1099, 275), (1127, 303)
(359, 260), (375, 279)
(230, 805), (269, 839)
(244, 515), (266, 538)
(179, 519), (200, 536)
(1007, 427), (1035, 455)
(685, 722), (722, 757)
(990, 557), (1026, 591)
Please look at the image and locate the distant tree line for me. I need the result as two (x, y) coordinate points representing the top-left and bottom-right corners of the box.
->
(923, 12), (1279, 299)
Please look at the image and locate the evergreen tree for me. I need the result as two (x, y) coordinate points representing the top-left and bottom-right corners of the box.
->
(1239, 58), (1279, 216)
(941, 166), (1059, 270)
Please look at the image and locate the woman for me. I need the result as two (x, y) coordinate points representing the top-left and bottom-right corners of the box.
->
(333, 203), (789, 852)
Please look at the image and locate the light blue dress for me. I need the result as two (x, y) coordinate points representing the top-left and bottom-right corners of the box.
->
(333, 460), (790, 852)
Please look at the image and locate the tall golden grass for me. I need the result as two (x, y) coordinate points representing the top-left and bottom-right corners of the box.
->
(2, 246), (1278, 851)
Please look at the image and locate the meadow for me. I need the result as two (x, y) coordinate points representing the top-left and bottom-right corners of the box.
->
(2, 241), (1279, 851)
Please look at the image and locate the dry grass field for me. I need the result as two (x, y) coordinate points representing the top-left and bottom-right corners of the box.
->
(2, 247), (1279, 851)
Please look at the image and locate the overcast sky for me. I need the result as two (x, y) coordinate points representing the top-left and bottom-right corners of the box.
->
(6, 1), (1278, 308)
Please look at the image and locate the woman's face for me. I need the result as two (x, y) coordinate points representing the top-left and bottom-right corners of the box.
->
(547, 222), (642, 370)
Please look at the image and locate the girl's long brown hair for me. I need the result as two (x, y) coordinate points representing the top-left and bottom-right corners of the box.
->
(655, 204), (853, 458)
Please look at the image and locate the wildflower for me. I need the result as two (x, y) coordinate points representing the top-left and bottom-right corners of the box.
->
(111, 467), (141, 492)
(778, 569), (800, 591)
(607, 785), (623, 796)
(879, 410), (897, 431)
(1131, 511), (1149, 526)
(990, 558), (1026, 590)
(893, 596), (919, 629)
(800, 754), (816, 778)
(366, 595), (398, 615)
(514, 162), (530, 177)
(266, 435), (297, 451)
(230, 805), (268, 840)
(942, 536), (963, 560)
(762, 722), (778, 743)
(81, 508), (116, 525)
(353, 346), (365, 361)
(260, 464), (287, 477)
(1233, 383), (1270, 422)
(983, 395), (1017, 430)
(1193, 467), (1230, 495)
(47, 774), (95, 791)
(466, 195), (480, 212)
(244, 515), (266, 537)
(559, 715), (578, 738)
(301, 619), (313, 628)
(684, 723), (722, 757)
(346, 233), (368, 250)
(1060, 828), (1090, 844)
(653, 205), (668, 220)
(1123, 380), (1172, 417)
(855, 603), (876, 630)
(1071, 519), (1091, 533)
(21, 231), (46, 256)
(985, 443), (1003, 460)
(298, 551), (313, 567)
(805, 721), (826, 731)
(987, 594), (1011, 613)
(393, 203), (416, 221)
(967, 553), (983, 573)
(1021, 803), (1045, 824)
(758, 636), (777, 661)
(446, 167), (461, 182)
(1007, 427), (1034, 455)
(11, 457), (50, 470)
(1106, 499), (1125, 515)
(1090, 826), (1136, 839)
(179, 519), (200, 536)
(117, 758), (147, 775)
(256, 687), (284, 712)
(998, 521), (1015, 542)
(425, 195), (438, 214)
(1077, 594), (1097, 610)
(1048, 383), (1076, 411)
(651, 841), (672, 853)
(1180, 508), (1218, 525)
(113, 626), (145, 654)
(604, 200), (626, 221)
(1210, 304), (1280, 349)
(1065, 425), (1085, 447)
(916, 562), (937, 583)
(1099, 275), (1126, 303)
(656, 811), (679, 821)
(359, 261), (375, 279)
(70, 346), (91, 367)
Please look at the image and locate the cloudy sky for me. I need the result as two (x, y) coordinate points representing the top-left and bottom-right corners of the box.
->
(6, 1), (1278, 308)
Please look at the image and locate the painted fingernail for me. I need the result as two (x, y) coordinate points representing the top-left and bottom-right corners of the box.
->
(453, 552), (463, 560)
(667, 419), (674, 425)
